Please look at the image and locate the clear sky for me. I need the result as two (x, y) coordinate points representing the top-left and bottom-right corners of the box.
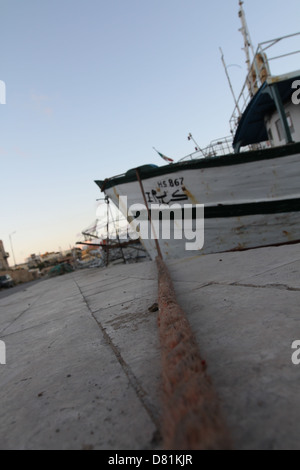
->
(1, 0), (300, 264)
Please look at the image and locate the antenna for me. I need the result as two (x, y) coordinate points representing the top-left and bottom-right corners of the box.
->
(187, 133), (206, 158)
(220, 47), (242, 118)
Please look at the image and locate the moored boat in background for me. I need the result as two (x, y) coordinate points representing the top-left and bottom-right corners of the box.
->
(95, 1), (300, 261)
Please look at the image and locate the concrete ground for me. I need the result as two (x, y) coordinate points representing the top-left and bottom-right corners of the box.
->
(0, 279), (43, 301)
(0, 243), (300, 450)
(0, 261), (161, 450)
(166, 243), (300, 450)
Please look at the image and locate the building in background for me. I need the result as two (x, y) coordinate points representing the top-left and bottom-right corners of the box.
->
(0, 241), (10, 271)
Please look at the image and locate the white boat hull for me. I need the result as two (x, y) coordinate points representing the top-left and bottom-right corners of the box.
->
(98, 145), (300, 260)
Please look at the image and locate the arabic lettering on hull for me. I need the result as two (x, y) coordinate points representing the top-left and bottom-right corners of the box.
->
(145, 176), (188, 205)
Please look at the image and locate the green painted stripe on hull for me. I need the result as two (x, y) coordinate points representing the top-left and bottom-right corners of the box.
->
(145, 198), (300, 220)
(204, 197), (300, 218)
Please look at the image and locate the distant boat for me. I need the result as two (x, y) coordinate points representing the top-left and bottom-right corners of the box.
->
(95, 1), (300, 260)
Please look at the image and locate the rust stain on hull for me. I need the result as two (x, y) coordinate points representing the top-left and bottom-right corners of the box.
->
(182, 186), (199, 205)
(113, 186), (120, 201)
(283, 230), (294, 241)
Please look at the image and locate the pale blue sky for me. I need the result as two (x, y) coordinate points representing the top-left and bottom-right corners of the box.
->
(1, 0), (300, 263)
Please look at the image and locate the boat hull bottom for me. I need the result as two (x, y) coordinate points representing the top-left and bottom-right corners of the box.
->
(139, 211), (300, 260)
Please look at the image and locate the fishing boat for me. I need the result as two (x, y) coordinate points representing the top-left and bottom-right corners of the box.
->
(95, 1), (300, 261)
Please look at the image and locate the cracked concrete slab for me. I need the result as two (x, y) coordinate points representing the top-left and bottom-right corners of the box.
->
(237, 259), (300, 290)
(0, 262), (160, 450)
(0, 244), (300, 450)
(166, 243), (300, 450)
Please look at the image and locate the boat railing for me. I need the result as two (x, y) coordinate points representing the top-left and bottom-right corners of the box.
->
(178, 136), (270, 162)
(179, 136), (234, 161)
(229, 31), (300, 136)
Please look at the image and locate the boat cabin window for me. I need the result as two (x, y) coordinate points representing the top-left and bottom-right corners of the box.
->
(275, 119), (284, 142)
(286, 113), (295, 134)
(275, 112), (294, 142)
(267, 127), (274, 142)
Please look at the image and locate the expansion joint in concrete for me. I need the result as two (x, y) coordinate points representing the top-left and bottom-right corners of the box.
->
(72, 278), (161, 434)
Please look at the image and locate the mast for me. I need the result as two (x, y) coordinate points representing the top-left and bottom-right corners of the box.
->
(238, 1), (255, 75)
(220, 47), (242, 118)
(238, 0), (262, 98)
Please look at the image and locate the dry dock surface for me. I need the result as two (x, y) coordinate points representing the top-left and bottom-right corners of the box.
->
(0, 243), (300, 450)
